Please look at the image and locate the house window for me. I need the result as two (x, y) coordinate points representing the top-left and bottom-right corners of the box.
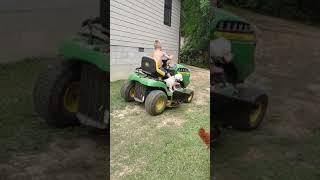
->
(138, 47), (144, 52)
(164, 0), (172, 26)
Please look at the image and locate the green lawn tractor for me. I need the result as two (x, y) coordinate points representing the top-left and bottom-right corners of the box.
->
(120, 56), (194, 116)
(33, 0), (110, 129)
(210, 8), (268, 133)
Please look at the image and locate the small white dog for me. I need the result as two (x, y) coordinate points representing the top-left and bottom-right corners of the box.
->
(164, 74), (183, 92)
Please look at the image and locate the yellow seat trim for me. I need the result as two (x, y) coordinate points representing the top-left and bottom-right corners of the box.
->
(154, 57), (166, 76)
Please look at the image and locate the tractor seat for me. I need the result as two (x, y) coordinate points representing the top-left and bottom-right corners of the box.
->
(140, 56), (162, 78)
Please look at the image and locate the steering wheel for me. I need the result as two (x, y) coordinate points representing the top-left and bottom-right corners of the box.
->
(161, 57), (169, 68)
(80, 17), (109, 44)
(82, 18), (109, 35)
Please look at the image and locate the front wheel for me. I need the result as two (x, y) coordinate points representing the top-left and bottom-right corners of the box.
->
(184, 91), (194, 103)
(233, 92), (268, 131)
(145, 90), (167, 116)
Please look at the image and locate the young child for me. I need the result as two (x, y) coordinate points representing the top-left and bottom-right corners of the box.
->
(152, 40), (174, 78)
(164, 74), (183, 92)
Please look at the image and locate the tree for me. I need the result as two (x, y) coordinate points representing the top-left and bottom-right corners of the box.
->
(180, 0), (213, 67)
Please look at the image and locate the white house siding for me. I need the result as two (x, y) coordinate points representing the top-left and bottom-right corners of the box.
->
(0, 0), (98, 63)
(110, 0), (181, 81)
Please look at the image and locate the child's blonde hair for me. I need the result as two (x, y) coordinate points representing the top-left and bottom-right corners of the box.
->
(154, 40), (162, 49)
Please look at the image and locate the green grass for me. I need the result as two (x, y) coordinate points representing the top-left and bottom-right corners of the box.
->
(0, 59), (52, 161)
(0, 59), (106, 180)
(110, 80), (210, 179)
(110, 80), (128, 112)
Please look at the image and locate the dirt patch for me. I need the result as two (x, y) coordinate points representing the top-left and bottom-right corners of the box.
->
(306, 83), (320, 98)
(193, 90), (210, 106)
(268, 97), (319, 138)
(185, 66), (210, 106)
(112, 158), (147, 179)
(111, 105), (145, 120)
(118, 165), (133, 177)
(156, 115), (186, 129)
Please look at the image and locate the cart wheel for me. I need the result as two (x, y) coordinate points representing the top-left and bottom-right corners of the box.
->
(120, 80), (135, 102)
(145, 90), (167, 116)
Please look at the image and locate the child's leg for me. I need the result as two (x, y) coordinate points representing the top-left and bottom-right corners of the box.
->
(159, 67), (171, 78)
(169, 84), (174, 92)
(172, 82), (177, 90)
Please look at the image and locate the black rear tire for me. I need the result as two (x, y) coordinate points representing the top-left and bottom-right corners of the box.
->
(33, 59), (80, 127)
(120, 80), (135, 102)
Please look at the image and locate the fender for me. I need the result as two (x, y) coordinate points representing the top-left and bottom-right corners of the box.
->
(128, 72), (173, 96)
(59, 34), (110, 72)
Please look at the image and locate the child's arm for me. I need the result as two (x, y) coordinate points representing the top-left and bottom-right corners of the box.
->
(162, 51), (173, 60)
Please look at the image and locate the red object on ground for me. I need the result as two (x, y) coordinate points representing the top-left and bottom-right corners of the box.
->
(198, 128), (210, 149)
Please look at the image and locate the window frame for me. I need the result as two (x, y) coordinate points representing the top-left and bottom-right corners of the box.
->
(164, 0), (172, 27)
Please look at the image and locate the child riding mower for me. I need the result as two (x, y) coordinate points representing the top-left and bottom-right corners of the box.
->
(33, 0), (110, 129)
(120, 56), (194, 116)
(211, 8), (268, 132)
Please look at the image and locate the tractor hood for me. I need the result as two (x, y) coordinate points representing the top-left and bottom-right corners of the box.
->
(209, 8), (256, 83)
(172, 64), (191, 87)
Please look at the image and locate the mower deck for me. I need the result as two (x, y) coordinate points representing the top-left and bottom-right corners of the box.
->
(212, 83), (268, 130)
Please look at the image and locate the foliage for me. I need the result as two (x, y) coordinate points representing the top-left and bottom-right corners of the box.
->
(179, 0), (213, 68)
(179, 48), (209, 68)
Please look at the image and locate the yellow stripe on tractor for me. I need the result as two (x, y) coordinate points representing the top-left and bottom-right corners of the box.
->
(154, 57), (166, 76)
(178, 72), (190, 75)
(215, 31), (256, 41)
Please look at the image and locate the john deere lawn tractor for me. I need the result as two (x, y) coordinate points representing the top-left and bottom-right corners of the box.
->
(210, 8), (268, 132)
(33, 0), (109, 129)
(120, 56), (194, 116)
